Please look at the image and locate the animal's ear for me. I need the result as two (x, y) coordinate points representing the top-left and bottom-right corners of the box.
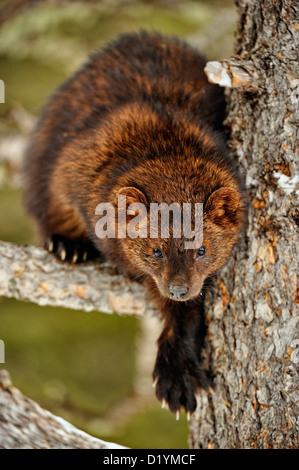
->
(117, 187), (148, 213)
(205, 187), (243, 227)
(116, 186), (149, 235)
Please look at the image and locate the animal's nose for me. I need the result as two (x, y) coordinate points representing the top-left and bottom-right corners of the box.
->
(169, 285), (189, 300)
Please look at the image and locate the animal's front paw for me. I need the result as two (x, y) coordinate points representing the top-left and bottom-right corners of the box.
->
(44, 234), (100, 263)
(152, 343), (212, 419)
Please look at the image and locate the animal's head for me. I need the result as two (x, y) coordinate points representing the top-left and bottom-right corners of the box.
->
(114, 185), (244, 301)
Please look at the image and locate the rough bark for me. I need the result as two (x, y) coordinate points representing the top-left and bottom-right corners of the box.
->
(0, 0), (298, 450)
(190, 0), (298, 449)
(0, 240), (157, 316)
(0, 370), (126, 449)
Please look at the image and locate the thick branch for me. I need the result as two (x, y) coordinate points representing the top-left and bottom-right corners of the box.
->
(0, 369), (126, 449)
(204, 58), (260, 91)
(0, 241), (158, 316)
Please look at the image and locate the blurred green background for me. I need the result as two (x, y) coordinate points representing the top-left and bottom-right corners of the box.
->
(0, 0), (235, 449)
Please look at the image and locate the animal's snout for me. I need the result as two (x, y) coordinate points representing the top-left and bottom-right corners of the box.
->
(169, 285), (189, 300)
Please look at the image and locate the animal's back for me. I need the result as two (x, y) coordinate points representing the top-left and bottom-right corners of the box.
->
(25, 32), (225, 228)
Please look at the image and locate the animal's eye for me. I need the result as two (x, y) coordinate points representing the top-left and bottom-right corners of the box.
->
(195, 246), (206, 259)
(153, 247), (164, 259)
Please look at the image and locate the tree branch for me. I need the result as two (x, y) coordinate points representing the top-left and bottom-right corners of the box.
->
(0, 240), (158, 316)
(204, 58), (260, 91)
(0, 369), (126, 449)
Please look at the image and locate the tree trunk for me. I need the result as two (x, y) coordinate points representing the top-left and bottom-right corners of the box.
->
(189, 0), (298, 449)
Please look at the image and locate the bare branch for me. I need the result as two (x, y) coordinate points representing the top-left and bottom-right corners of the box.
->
(0, 240), (158, 317)
(0, 369), (126, 449)
(204, 58), (260, 91)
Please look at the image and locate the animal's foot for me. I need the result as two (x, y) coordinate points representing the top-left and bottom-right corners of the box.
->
(152, 342), (211, 419)
(44, 234), (100, 263)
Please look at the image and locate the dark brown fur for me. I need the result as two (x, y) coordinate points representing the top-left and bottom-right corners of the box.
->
(24, 31), (245, 415)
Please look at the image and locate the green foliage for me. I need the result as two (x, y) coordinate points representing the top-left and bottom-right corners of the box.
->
(107, 405), (190, 449)
(0, 2), (212, 72)
(0, 57), (67, 116)
(0, 297), (138, 416)
(0, 189), (36, 243)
